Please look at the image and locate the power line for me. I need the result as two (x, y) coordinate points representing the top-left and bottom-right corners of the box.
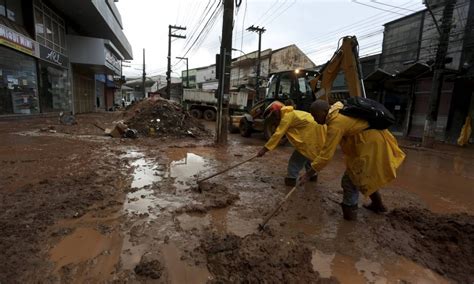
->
(352, 0), (406, 15)
(261, 0), (297, 26)
(175, 2), (223, 67)
(370, 0), (418, 12)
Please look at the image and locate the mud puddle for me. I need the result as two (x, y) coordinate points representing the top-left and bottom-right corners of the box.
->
(117, 148), (225, 281)
(311, 250), (449, 283)
(393, 149), (474, 214)
(50, 227), (123, 283)
(176, 207), (261, 237)
(161, 242), (211, 283)
(123, 149), (213, 217)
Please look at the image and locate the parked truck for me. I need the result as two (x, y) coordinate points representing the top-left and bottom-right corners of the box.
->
(182, 89), (248, 121)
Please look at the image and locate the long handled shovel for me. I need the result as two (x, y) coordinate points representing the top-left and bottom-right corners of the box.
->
(258, 183), (300, 231)
(196, 154), (258, 192)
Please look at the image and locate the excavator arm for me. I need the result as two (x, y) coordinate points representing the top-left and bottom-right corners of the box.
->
(309, 36), (366, 102)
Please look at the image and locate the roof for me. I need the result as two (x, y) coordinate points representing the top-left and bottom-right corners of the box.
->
(364, 69), (394, 82)
(397, 63), (431, 79)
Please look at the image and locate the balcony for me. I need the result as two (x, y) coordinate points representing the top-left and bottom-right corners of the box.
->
(48, 0), (133, 59)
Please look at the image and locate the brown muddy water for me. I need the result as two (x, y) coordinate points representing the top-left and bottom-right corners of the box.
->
(36, 134), (474, 283)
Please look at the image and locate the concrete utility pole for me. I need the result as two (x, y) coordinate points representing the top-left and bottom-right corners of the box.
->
(142, 48), (146, 98)
(422, 0), (457, 148)
(167, 25), (186, 99)
(176, 57), (189, 88)
(216, 0), (234, 145)
(247, 25), (266, 100)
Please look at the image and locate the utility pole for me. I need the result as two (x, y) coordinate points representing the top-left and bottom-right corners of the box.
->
(216, 0), (234, 145)
(167, 25), (186, 99)
(422, 0), (457, 148)
(176, 57), (189, 88)
(247, 25), (266, 100)
(142, 48), (146, 98)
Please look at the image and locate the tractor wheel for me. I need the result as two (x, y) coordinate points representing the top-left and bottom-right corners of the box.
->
(239, 117), (252, 137)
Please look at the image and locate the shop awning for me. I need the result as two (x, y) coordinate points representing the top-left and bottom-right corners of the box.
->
(364, 69), (394, 82)
(397, 63), (431, 79)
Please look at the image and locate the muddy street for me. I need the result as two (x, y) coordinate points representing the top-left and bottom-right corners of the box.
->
(0, 113), (473, 283)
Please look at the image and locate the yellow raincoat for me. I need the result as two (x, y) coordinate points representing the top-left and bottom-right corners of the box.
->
(457, 116), (472, 146)
(311, 102), (406, 196)
(265, 106), (326, 160)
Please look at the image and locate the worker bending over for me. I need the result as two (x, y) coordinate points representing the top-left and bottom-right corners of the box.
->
(257, 101), (327, 186)
(300, 100), (406, 220)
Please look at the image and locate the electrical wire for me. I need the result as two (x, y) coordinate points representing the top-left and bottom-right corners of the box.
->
(370, 0), (418, 12)
(352, 0), (406, 15)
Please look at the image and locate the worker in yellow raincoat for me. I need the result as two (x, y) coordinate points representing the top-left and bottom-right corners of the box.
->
(257, 101), (327, 186)
(300, 100), (406, 221)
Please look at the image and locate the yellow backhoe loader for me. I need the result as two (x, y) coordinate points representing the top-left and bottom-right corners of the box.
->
(232, 35), (366, 139)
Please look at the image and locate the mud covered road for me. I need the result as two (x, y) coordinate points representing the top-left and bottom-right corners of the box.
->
(0, 113), (473, 283)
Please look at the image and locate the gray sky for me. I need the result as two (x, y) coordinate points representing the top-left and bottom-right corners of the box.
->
(116, 0), (426, 78)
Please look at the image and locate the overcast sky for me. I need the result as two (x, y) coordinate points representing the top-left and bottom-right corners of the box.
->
(116, 0), (426, 79)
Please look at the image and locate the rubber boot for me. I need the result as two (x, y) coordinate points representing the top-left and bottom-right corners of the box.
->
(364, 191), (388, 213)
(341, 204), (358, 221)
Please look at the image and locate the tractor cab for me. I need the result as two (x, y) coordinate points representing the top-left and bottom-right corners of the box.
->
(233, 69), (318, 139)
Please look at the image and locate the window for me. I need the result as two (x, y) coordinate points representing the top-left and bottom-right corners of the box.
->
(33, 0), (66, 54)
(0, 0), (23, 23)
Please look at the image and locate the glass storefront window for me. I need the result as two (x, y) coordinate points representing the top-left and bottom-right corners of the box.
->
(33, 0), (66, 54)
(39, 63), (70, 112)
(0, 46), (39, 115)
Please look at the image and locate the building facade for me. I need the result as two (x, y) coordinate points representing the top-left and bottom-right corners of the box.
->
(365, 0), (473, 141)
(0, 0), (132, 116)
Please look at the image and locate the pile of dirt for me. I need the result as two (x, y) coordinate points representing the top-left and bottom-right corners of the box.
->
(176, 183), (239, 214)
(375, 207), (474, 283)
(134, 259), (164, 280)
(201, 232), (339, 283)
(124, 98), (210, 138)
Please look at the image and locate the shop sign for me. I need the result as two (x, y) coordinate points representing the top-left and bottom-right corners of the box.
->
(0, 24), (36, 56)
(39, 44), (68, 68)
(104, 47), (121, 75)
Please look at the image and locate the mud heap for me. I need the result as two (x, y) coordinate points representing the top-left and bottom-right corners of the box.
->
(201, 232), (338, 283)
(375, 207), (474, 283)
(176, 183), (239, 214)
(124, 98), (210, 138)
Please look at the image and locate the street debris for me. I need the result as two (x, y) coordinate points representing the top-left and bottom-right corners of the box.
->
(123, 98), (210, 138)
(93, 121), (138, 139)
(59, 112), (77, 125)
(39, 125), (57, 133)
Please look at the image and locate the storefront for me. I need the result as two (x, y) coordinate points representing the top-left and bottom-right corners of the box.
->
(37, 44), (71, 112)
(0, 24), (40, 115)
(67, 34), (124, 113)
(34, 0), (71, 113)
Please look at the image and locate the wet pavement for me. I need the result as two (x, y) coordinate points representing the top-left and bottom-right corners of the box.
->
(0, 114), (473, 283)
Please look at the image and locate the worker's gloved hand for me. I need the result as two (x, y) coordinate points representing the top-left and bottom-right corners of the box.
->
(299, 169), (316, 186)
(257, 147), (269, 157)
